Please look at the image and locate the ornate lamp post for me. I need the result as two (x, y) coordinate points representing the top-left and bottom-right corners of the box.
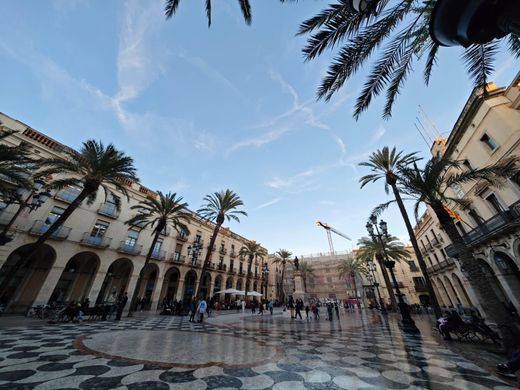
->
(187, 238), (203, 298)
(367, 261), (386, 314)
(261, 263), (269, 300)
(0, 178), (51, 245)
(366, 215), (420, 334)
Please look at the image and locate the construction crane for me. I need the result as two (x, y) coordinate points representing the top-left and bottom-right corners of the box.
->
(315, 220), (351, 255)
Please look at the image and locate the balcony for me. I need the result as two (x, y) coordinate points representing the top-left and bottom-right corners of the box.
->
(414, 285), (429, 293)
(0, 211), (15, 227)
(170, 253), (185, 263)
(425, 242), (433, 252)
(239, 270), (245, 276)
(444, 201), (520, 257)
(426, 258), (456, 275)
(117, 241), (142, 255)
(177, 233), (188, 242)
(219, 247), (227, 255)
(150, 249), (166, 261)
(218, 263), (227, 272)
(55, 188), (81, 203)
(98, 203), (120, 219)
(29, 220), (71, 240)
(80, 233), (111, 248)
(229, 251), (237, 258)
(228, 268), (236, 274)
(431, 237), (442, 248)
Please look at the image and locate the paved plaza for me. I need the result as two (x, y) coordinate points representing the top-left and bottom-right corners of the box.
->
(0, 310), (517, 389)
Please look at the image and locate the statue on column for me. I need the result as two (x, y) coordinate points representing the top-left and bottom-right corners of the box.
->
(294, 256), (299, 271)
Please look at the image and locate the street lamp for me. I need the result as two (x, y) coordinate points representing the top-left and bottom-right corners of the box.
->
(366, 215), (420, 334)
(262, 263), (269, 300)
(0, 178), (52, 245)
(367, 260), (386, 314)
(187, 239), (203, 268)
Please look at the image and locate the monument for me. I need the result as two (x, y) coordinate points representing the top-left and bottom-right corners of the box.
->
(292, 256), (306, 302)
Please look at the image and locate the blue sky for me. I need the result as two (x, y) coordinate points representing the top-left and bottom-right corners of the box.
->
(0, 0), (517, 256)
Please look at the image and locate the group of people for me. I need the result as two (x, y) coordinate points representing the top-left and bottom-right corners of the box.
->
(188, 297), (208, 323)
(286, 295), (343, 322)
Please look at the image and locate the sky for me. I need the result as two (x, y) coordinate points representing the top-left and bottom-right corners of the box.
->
(0, 0), (517, 256)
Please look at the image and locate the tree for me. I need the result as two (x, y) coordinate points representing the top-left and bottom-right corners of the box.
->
(0, 140), (138, 301)
(396, 155), (520, 350)
(273, 249), (292, 302)
(299, 260), (315, 291)
(239, 240), (267, 301)
(196, 189), (247, 298)
(337, 255), (367, 301)
(164, 1), (519, 119)
(165, 0), (253, 27)
(359, 146), (442, 318)
(126, 191), (191, 316)
(356, 235), (411, 311)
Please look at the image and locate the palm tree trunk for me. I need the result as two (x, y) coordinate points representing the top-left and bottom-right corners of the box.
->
(245, 255), (253, 302)
(376, 254), (398, 311)
(0, 188), (91, 301)
(390, 182), (442, 318)
(351, 272), (358, 302)
(280, 263), (286, 302)
(128, 231), (160, 317)
(195, 221), (221, 299)
(434, 206), (520, 352)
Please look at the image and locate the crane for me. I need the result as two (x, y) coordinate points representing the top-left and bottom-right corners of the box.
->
(315, 220), (351, 255)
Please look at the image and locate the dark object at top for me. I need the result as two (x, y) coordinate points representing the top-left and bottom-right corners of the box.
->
(294, 256), (299, 271)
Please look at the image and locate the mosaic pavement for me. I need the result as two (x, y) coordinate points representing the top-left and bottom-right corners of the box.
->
(0, 311), (517, 389)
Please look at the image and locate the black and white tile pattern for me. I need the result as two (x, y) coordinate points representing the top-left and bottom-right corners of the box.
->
(0, 313), (517, 389)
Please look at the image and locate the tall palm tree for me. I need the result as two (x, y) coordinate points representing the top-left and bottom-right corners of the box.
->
(356, 235), (411, 311)
(273, 249), (292, 302)
(359, 146), (442, 318)
(196, 189), (247, 298)
(299, 260), (315, 291)
(396, 155), (520, 349)
(165, 0), (253, 27)
(0, 140), (138, 301)
(239, 240), (267, 301)
(337, 256), (367, 302)
(126, 192), (191, 316)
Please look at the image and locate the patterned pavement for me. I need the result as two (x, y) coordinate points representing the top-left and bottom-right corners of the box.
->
(0, 310), (517, 389)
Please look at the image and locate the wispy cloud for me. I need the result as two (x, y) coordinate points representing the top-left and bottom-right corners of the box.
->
(256, 197), (282, 209)
(371, 126), (386, 143)
(227, 126), (291, 153)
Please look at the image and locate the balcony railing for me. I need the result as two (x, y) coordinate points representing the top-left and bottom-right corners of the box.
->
(219, 248), (227, 255)
(177, 233), (188, 242)
(0, 211), (15, 227)
(239, 270), (245, 276)
(228, 268), (236, 274)
(150, 249), (166, 261)
(98, 203), (120, 219)
(425, 242), (433, 252)
(431, 237), (442, 248)
(444, 201), (520, 257)
(218, 263), (227, 271)
(170, 253), (185, 263)
(80, 233), (112, 248)
(29, 220), (71, 240)
(117, 241), (142, 255)
(55, 188), (81, 203)
(229, 251), (237, 258)
(414, 285), (429, 293)
(426, 258), (456, 275)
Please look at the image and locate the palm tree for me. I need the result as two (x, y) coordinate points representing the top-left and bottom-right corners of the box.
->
(337, 256), (367, 302)
(0, 139), (138, 301)
(239, 241), (267, 301)
(396, 155), (520, 349)
(196, 189), (247, 298)
(356, 235), (411, 311)
(273, 249), (292, 302)
(165, 0), (253, 27)
(359, 146), (442, 318)
(126, 191), (191, 316)
(299, 260), (314, 291)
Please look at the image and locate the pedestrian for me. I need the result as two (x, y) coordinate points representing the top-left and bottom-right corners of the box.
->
(268, 300), (274, 315)
(305, 304), (310, 320)
(327, 302), (333, 321)
(334, 301), (340, 319)
(496, 346), (520, 378)
(115, 292), (128, 321)
(251, 300), (256, 314)
(258, 301), (264, 316)
(189, 298), (197, 322)
(197, 297), (207, 323)
(295, 299), (303, 320)
(288, 295), (295, 319)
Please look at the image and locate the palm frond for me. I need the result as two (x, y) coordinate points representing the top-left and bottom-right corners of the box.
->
(164, 0), (181, 18)
(462, 42), (500, 88)
(423, 39), (439, 85)
(508, 34), (520, 58)
(238, 0), (252, 25)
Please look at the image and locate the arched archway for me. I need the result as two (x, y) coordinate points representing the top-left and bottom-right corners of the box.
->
(0, 244), (56, 313)
(199, 272), (212, 300)
(213, 275), (223, 296)
(97, 258), (133, 304)
(225, 277), (233, 302)
(236, 279), (243, 291)
(253, 281), (258, 292)
(430, 279), (446, 307)
(158, 267), (181, 306)
(50, 252), (99, 304)
(138, 263), (159, 310)
(437, 277), (454, 307)
(443, 275), (461, 305)
(476, 258), (510, 304)
(451, 273), (472, 306)
(183, 270), (198, 304)
(493, 251), (520, 307)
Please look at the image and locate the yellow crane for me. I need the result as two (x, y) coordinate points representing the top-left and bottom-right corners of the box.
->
(315, 220), (351, 255)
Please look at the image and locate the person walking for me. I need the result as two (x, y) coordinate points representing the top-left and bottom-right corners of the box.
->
(197, 297), (207, 323)
(189, 298), (197, 322)
(115, 292), (128, 321)
(305, 304), (310, 320)
(258, 301), (264, 316)
(334, 301), (340, 319)
(295, 299), (303, 320)
(327, 302), (333, 321)
(268, 300), (274, 315)
(288, 295), (295, 319)
(312, 303), (319, 320)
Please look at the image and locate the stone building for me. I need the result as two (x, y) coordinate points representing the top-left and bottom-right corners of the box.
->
(413, 72), (520, 315)
(0, 112), (266, 314)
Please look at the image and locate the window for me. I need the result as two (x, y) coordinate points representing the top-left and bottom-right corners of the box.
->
(407, 261), (419, 272)
(230, 260), (234, 270)
(451, 183), (465, 199)
(462, 159), (474, 171)
(195, 233), (202, 243)
(91, 220), (109, 237)
(45, 206), (65, 225)
(125, 230), (139, 246)
(153, 239), (163, 254)
(486, 193), (505, 213)
(426, 257), (433, 266)
(468, 208), (484, 226)
(480, 133), (498, 150)
(440, 248), (447, 260)
(239, 263), (243, 273)
(433, 252), (441, 264)
(455, 221), (466, 235)
(231, 244), (235, 253)
(413, 277), (426, 287)
(219, 255), (224, 263)
(178, 228), (187, 239)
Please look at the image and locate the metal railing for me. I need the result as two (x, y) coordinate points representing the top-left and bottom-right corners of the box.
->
(177, 233), (188, 242)
(117, 241), (142, 255)
(229, 251), (237, 258)
(219, 248), (227, 255)
(80, 233), (112, 248)
(29, 220), (71, 240)
(150, 249), (167, 261)
(98, 203), (120, 218)
(170, 253), (185, 263)
(414, 285), (428, 293)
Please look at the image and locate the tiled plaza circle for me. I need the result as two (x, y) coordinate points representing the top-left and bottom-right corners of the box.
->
(76, 329), (282, 368)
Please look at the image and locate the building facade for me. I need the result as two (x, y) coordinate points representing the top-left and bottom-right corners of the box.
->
(413, 72), (520, 315)
(0, 112), (267, 314)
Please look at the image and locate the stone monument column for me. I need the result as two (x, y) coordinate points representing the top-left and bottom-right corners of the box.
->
(293, 270), (306, 302)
